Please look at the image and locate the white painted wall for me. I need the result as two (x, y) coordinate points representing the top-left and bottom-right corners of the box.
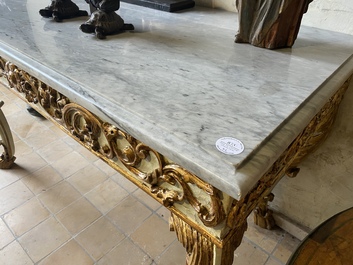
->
(195, 0), (237, 12)
(195, 0), (353, 35)
(302, 1), (353, 35)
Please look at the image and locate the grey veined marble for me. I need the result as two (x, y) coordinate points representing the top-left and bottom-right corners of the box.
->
(0, 1), (353, 199)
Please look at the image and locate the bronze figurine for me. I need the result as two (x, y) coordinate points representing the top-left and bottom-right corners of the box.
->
(80, 0), (134, 39)
(39, 0), (88, 22)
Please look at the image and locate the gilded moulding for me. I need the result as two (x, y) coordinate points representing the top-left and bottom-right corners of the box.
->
(0, 57), (225, 230)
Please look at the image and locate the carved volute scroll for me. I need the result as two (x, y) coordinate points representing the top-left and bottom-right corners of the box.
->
(0, 56), (225, 228)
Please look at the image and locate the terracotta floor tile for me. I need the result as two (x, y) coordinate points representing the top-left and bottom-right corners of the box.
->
(85, 179), (128, 214)
(155, 240), (186, 265)
(111, 173), (139, 193)
(97, 238), (152, 265)
(23, 128), (58, 150)
(5, 111), (43, 139)
(76, 217), (125, 261)
(233, 239), (269, 265)
(107, 195), (152, 235)
(18, 217), (71, 263)
(8, 151), (47, 178)
(0, 101), (21, 116)
(130, 214), (176, 259)
(93, 159), (117, 177)
(56, 197), (101, 235)
(62, 135), (81, 149)
(67, 164), (108, 195)
(38, 240), (94, 265)
(11, 130), (20, 142)
(74, 144), (99, 163)
(133, 188), (161, 211)
(155, 206), (171, 223)
(245, 220), (285, 253)
(12, 140), (33, 156)
(0, 180), (33, 215)
(4, 197), (50, 237)
(47, 124), (69, 139)
(21, 165), (63, 195)
(272, 233), (300, 264)
(0, 171), (19, 190)
(51, 151), (90, 179)
(0, 218), (15, 249)
(0, 241), (33, 265)
(38, 181), (81, 213)
(36, 139), (73, 164)
(265, 257), (284, 265)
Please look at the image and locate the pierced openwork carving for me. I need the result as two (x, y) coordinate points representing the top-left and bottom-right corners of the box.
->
(62, 103), (226, 227)
(0, 57), (225, 228)
(227, 77), (352, 230)
(1, 59), (70, 120)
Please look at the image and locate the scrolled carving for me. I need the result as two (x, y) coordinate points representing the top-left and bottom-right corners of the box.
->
(0, 57), (69, 120)
(101, 120), (226, 227)
(160, 165), (226, 227)
(4, 62), (38, 103)
(38, 83), (69, 119)
(62, 103), (102, 151)
(7, 78), (225, 228)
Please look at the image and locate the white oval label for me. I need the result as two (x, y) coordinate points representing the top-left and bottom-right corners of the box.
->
(216, 137), (244, 155)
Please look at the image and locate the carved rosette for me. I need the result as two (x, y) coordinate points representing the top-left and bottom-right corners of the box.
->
(0, 56), (225, 228)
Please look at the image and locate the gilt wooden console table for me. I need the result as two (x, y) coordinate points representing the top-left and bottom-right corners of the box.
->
(1, 2), (353, 264)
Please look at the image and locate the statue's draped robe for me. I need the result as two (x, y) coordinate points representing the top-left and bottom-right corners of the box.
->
(235, 0), (313, 49)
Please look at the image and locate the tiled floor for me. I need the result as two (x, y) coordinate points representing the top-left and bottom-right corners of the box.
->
(0, 83), (301, 265)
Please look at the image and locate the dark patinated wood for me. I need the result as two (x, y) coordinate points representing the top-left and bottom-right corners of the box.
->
(235, 0), (313, 49)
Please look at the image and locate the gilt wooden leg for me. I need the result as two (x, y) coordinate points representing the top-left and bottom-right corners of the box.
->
(170, 213), (247, 265)
(0, 101), (16, 169)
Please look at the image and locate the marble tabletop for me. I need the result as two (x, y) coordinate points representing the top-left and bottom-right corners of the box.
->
(1, 0), (353, 200)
